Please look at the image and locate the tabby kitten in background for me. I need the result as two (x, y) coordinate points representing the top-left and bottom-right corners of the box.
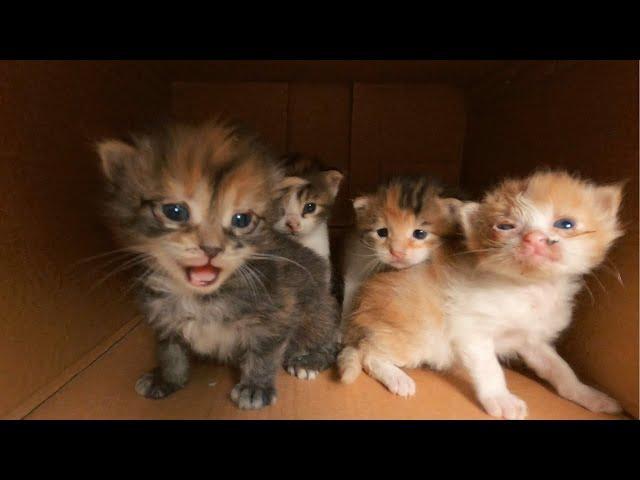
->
(97, 120), (340, 410)
(273, 153), (343, 262)
(341, 176), (463, 321)
(340, 171), (623, 419)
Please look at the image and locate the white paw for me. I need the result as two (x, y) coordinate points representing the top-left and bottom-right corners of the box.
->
(287, 366), (319, 380)
(480, 392), (528, 420)
(384, 370), (416, 398)
(569, 386), (622, 414)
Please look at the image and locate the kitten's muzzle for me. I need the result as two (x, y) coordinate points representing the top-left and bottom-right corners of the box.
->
(200, 245), (223, 258)
(519, 230), (560, 261)
(285, 219), (301, 233)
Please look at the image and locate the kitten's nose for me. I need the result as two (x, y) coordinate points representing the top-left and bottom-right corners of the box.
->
(523, 231), (548, 245)
(286, 220), (300, 232)
(390, 248), (406, 260)
(200, 245), (223, 258)
(522, 231), (553, 255)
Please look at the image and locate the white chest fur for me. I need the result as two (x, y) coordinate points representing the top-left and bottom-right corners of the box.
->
(179, 319), (241, 360)
(447, 275), (581, 353)
(299, 223), (330, 260)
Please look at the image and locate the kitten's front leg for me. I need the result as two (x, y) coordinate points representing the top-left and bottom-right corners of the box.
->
(517, 342), (622, 414)
(456, 336), (528, 419)
(231, 339), (284, 410)
(135, 336), (190, 399)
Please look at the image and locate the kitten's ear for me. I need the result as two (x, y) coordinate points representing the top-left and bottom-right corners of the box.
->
(96, 140), (138, 181)
(352, 196), (370, 212)
(458, 201), (481, 237)
(594, 183), (624, 218)
(277, 176), (309, 193)
(438, 197), (464, 218)
(323, 169), (344, 198)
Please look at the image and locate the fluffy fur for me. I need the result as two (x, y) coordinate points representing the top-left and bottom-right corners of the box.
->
(97, 120), (340, 410)
(341, 176), (463, 321)
(339, 170), (624, 419)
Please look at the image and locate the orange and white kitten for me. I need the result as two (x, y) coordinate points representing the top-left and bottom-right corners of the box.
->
(341, 176), (462, 321)
(339, 171), (624, 419)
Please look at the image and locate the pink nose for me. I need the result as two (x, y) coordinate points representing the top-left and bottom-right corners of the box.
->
(390, 248), (406, 260)
(286, 220), (300, 232)
(522, 231), (551, 255)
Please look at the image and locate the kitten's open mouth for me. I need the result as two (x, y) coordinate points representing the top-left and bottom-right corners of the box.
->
(185, 265), (221, 287)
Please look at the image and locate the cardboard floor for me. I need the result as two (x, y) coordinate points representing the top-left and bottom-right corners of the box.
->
(26, 322), (626, 420)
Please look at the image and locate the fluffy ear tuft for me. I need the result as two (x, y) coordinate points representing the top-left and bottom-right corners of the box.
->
(593, 183), (624, 219)
(277, 176), (309, 193)
(323, 169), (344, 198)
(458, 201), (481, 237)
(96, 140), (138, 181)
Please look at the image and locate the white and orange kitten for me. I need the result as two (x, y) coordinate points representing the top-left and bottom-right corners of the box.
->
(341, 176), (462, 321)
(339, 171), (624, 419)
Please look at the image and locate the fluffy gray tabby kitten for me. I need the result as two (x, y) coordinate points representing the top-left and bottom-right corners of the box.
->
(96, 120), (340, 410)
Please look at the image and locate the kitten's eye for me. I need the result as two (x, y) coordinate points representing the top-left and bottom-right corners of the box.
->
(162, 203), (189, 222)
(553, 218), (575, 230)
(413, 229), (428, 240)
(303, 202), (316, 214)
(495, 223), (515, 231)
(376, 228), (388, 238)
(232, 213), (252, 229)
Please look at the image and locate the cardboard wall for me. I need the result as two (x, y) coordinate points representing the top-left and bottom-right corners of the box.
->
(462, 60), (639, 417)
(1, 60), (636, 419)
(0, 61), (170, 417)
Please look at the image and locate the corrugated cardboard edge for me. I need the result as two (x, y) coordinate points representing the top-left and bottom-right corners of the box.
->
(3, 316), (142, 420)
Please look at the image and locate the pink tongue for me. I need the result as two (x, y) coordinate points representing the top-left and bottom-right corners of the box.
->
(187, 265), (220, 286)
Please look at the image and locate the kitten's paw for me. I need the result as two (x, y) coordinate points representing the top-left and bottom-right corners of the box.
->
(568, 386), (622, 414)
(480, 392), (528, 419)
(230, 383), (277, 410)
(135, 371), (182, 399)
(284, 351), (333, 377)
(384, 369), (416, 398)
(286, 366), (319, 380)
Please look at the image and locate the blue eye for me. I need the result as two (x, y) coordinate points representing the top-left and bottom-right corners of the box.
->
(303, 202), (316, 214)
(413, 229), (428, 240)
(496, 223), (515, 231)
(162, 203), (189, 222)
(376, 228), (388, 238)
(554, 218), (575, 229)
(232, 213), (252, 228)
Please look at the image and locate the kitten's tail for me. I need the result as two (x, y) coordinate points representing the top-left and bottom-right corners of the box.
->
(338, 346), (363, 384)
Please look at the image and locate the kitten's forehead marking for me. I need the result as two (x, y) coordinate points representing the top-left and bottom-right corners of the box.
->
(514, 193), (553, 231)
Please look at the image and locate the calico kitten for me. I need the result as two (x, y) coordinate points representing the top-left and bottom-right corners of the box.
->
(272, 154), (343, 261)
(339, 170), (623, 419)
(341, 176), (463, 320)
(97, 120), (340, 410)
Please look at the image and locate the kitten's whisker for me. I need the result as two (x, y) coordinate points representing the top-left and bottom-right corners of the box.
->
(249, 253), (315, 283)
(603, 260), (624, 287)
(568, 230), (597, 238)
(71, 245), (147, 266)
(587, 271), (607, 294)
(580, 278), (596, 306)
(87, 254), (151, 294)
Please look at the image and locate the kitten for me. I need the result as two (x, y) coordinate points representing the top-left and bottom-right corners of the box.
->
(272, 154), (343, 261)
(341, 176), (463, 321)
(339, 170), (624, 419)
(97, 120), (340, 410)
